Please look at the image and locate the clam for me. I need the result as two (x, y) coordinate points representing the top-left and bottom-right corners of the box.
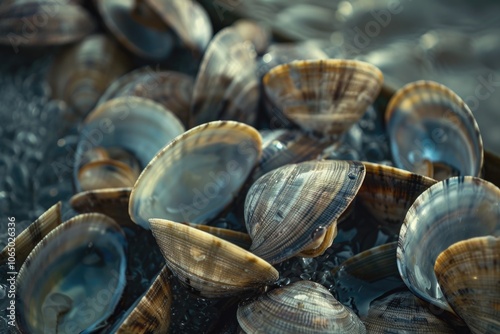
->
(386, 80), (484, 180)
(0, 202), (62, 269)
(434, 236), (500, 334)
(397, 176), (500, 313)
(133, 0), (213, 53)
(129, 121), (261, 229)
(98, 68), (194, 127)
(245, 160), (366, 264)
(149, 218), (279, 298)
(0, 2), (95, 50)
(78, 159), (139, 191)
(17, 213), (128, 333)
(183, 223), (253, 250)
(73, 96), (185, 192)
(237, 280), (366, 333)
(96, 0), (175, 60)
(48, 34), (131, 117)
(357, 161), (437, 234)
(191, 27), (259, 127)
(113, 265), (173, 334)
(263, 59), (384, 139)
(70, 187), (134, 227)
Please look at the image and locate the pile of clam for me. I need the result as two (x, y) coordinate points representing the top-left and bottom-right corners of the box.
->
(1, 1), (499, 333)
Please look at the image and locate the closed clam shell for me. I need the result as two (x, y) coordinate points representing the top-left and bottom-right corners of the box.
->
(113, 265), (173, 334)
(139, 0), (212, 52)
(245, 160), (366, 264)
(97, 0), (175, 60)
(0, 202), (62, 269)
(74, 96), (185, 192)
(149, 218), (279, 298)
(129, 121), (261, 229)
(237, 280), (366, 334)
(70, 187), (134, 227)
(362, 289), (455, 333)
(48, 34), (131, 117)
(263, 59), (384, 138)
(191, 27), (259, 127)
(386, 80), (484, 180)
(17, 213), (127, 334)
(434, 236), (500, 334)
(358, 162), (437, 234)
(78, 159), (139, 191)
(0, 2), (95, 48)
(397, 176), (500, 313)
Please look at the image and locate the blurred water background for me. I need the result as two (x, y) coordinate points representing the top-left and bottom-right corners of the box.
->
(0, 0), (499, 332)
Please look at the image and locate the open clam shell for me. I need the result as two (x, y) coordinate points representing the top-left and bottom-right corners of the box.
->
(434, 236), (500, 334)
(386, 80), (484, 180)
(113, 265), (173, 334)
(0, 2), (95, 48)
(78, 159), (139, 191)
(73, 96), (185, 192)
(97, 0), (175, 60)
(129, 121), (261, 229)
(48, 34), (131, 117)
(149, 218), (279, 298)
(397, 176), (500, 313)
(191, 27), (259, 127)
(0, 202), (62, 269)
(263, 59), (383, 138)
(237, 280), (366, 334)
(245, 160), (366, 264)
(357, 162), (437, 234)
(17, 213), (127, 333)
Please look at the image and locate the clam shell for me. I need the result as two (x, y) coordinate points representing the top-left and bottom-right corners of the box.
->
(357, 162), (437, 234)
(191, 27), (259, 127)
(114, 265), (173, 334)
(386, 80), (484, 180)
(362, 289), (455, 333)
(184, 223), (252, 250)
(97, 0), (175, 60)
(397, 176), (500, 313)
(17, 213), (127, 333)
(74, 96), (185, 192)
(263, 59), (384, 138)
(129, 121), (262, 229)
(78, 159), (138, 191)
(0, 2), (95, 48)
(149, 218), (279, 298)
(245, 160), (366, 264)
(434, 236), (500, 334)
(48, 34), (131, 117)
(139, 0), (212, 52)
(70, 187), (134, 227)
(237, 280), (366, 334)
(0, 202), (62, 269)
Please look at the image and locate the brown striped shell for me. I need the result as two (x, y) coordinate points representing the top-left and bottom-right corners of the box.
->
(48, 34), (131, 117)
(237, 280), (366, 334)
(191, 27), (259, 127)
(386, 80), (484, 180)
(357, 162), (437, 234)
(244, 160), (366, 264)
(263, 59), (383, 138)
(397, 176), (500, 313)
(129, 121), (262, 229)
(0, 202), (62, 270)
(434, 236), (500, 334)
(149, 218), (279, 298)
(78, 159), (139, 191)
(114, 265), (173, 334)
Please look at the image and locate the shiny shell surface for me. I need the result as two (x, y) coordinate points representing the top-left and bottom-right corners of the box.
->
(129, 121), (261, 229)
(397, 176), (500, 312)
(386, 80), (484, 179)
(149, 218), (279, 298)
(263, 59), (384, 138)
